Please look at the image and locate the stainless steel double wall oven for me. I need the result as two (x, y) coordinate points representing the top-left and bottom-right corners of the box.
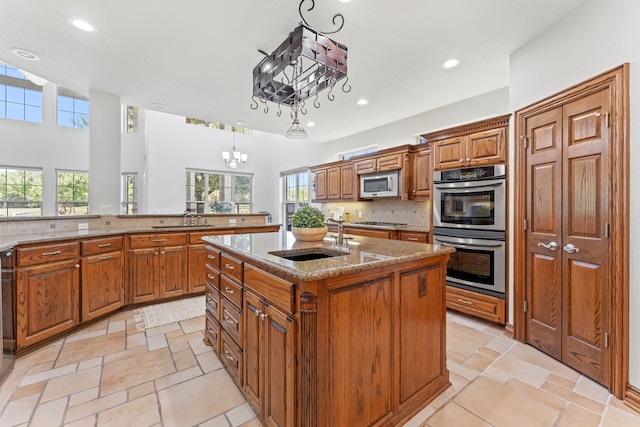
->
(432, 165), (506, 298)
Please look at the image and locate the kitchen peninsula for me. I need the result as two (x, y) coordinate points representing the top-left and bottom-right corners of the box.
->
(202, 230), (454, 427)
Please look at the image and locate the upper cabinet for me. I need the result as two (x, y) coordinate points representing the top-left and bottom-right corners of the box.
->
(353, 152), (404, 174)
(311, 162), (356, 202)
(428, 114), (510, 171)
(410, 146), (431, 200)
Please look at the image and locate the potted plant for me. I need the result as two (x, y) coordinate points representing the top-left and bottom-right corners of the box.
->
(290, 206), (328, 241)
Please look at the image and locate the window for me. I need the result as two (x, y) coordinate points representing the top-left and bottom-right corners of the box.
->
(282, 169), (309, 230)
(341, 146), (378, 160)
(122, 106), (138, 133)
(121, 173), (138, 214)
(57, 170), (89, 215)
(57, 87), (89, 128)
(0, 64), (43, 123)
(185, 170), (252, 214)
(0, 167), (43, 217)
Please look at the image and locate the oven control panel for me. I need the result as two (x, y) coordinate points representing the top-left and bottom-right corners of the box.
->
(435, 164), (506, 183)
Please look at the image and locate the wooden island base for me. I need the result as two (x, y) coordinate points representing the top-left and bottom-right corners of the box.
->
(203, 232), (453, 427)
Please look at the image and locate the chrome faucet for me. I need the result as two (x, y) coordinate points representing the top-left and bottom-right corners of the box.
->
(183, 210), (195, 226)
(326, 217), (349, 250)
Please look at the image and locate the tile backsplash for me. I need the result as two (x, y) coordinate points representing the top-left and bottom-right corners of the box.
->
(319, 200), (430, 228)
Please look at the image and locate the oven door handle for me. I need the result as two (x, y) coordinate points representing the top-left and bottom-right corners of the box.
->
(434, 181), (503, 190)
(434, 236), (503, 249)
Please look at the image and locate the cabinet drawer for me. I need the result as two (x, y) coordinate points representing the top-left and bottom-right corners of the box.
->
(397, 231), (428, 243)
(221, 253), (243, 283)
(206, 265), (219, 290)
(244, 263), (295, 314)
(220, 330), (243, 383)
(81, 236), (123, 255)
(377, 153), (403, 171)
(220, 275), (242, 309)
(220, 296), (243, 345)
(206, 283), (220, 321)
(205, 246), (221, 271)
(205, 312), (220, 353)
(354, 158), (377, 175)
(16, 242), (79, 267)
(446, 286), (505, 324)
(344, 227), (392, 239)
(129, 233), (187, 249)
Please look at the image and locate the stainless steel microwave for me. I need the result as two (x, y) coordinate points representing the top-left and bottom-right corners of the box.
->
(360, 170), (400, 198)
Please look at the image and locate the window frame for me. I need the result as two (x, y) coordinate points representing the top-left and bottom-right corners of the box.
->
(185, 169), (253, 214)
(0, 64), (43, 123)
(0, 166), (43, 217)
(57, 87), (89, 129)
(56, 170), (90, 216)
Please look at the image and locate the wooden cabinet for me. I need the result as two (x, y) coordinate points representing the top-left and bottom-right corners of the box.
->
(344, 226), (393, 239)
(433, 127), (506, 170)
(446, 286), (505, 324)
(329, 225), (429, 242)
(398, 231), (428, 243)
(128, 233), (188, 304)
(80, 236), (124, 322)
(354, 152), (403, 174)
(243, 264), (296, 427)
(411, 147), (431, 200)
(15, 242), (80, 349)
(312, 163), (355, 202)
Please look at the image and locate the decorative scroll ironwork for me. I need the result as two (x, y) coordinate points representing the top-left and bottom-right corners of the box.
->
(298, 0), (345, 35)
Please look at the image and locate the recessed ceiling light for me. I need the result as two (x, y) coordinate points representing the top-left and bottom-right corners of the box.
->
(306, 122), (316, 127)
(356, 98), (369, 106)
(338, 0), (352, 3)
(441, 58), (461, 69)
(69, 17), (96, 33)
(10, 48), (39, 61)
(151, 103), (166, 109)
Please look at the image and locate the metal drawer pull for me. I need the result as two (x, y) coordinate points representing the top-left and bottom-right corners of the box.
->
(224, 287), (234, 294)
(224, 263), (234, 270)
(98, 256), (111, 260)
(407, 237), (419, 241)
(224, 351), (234, 361)
(207, 274), (215, 279)
(42, 250), (62, 256)
(207, 254), (216, 259)
(537, 241), (558, 251)
(563, 243), (580, 253)
(97, 243), (112, 248)
(224, 316), (236, 324)
(153, 239), (166, 242)
(457, 298), (473, 305)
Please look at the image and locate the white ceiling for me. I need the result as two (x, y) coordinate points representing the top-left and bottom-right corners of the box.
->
(0, 0), (588, 143)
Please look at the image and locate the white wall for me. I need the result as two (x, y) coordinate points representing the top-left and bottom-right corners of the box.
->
(509, 0), (639, 387)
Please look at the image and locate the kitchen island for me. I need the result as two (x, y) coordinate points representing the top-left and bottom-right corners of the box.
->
(202, 230), (454, 427)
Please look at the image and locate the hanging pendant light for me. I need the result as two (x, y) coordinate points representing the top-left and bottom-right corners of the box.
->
(222, 131), (248, 169)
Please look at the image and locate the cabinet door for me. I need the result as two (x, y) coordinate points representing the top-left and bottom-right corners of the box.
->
(16, 259), (80, 348)
(353, 158), (377, 175)
(466, 128), (505, 166)
(243, 291), (263, 412)
(81, 251), (124, 321)
(433, 136), (466, 170)
(188, 244), (207, 294)
(339, 164), (355, 200)
(399, 263), (445, 403)
(376, 153), (403, 171)
(313, 169), (328, 200)
(327, 167), (341, 199)
(129, 247), (159, 304)
(160, 245), (188, 299)
(344, 227), (392, 239)
(262, 303), (296, 427)
(411, 148), (431, 199)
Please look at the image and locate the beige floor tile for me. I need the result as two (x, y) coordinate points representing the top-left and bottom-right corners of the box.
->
(445, 349), (467, 364)
(101, 348), (175, 395)
(190, 336), (214, 355)
(484, 336), (515, 354)
(0, 394), (39, 425)
(146, 333), (168, 351)
(541, 380), (605, 415)
(166, 330), (203, 347)
(454, 376), (561, 427)
(488, 354), (550, 387)
(199, 414), (234, 427)
(507, 378), (567, 411)
(97, 393), (160, 427)
(11, 380), (45, 400)
(172, 348), (198, 371)
(40, 366), (102, 403)
(447, 323), (494, 357)
(65, 390), (127, 423)
(403, 403), (437, 427)
(69, 386), (100, 407)
(197, 350), (224, 373)
(145, 323), (180, 337)
(78, 356), (103, 371)
(158, 370), (245, 426)
(607, 396), (640, 416)
(107, 320), (126, 334)
(154, 366), (203, 391)
(447, 359), (480, 382)
(427, 401), (493, 427)
(600, 405), (640, 427)
(477, 347), (501, 359)
(14, 344), (61, 369)
(236, 419), (263, 427)
(180, 315), (206, 334)
(169, 340), (190, 354)
(225, 402), (258, 426)
(574, 375), (610, 404)
(546, 372), (577, 390)
(64, 329), (107, 344)
(65, 415), (97, 427)
(103, 345), (148, 365)
(505, 343), (580, 381)
(56, 332), (126, 366)
(30, 396), (68, 427)
(558, 403), (601, 427)
(462, 352), (494, 373)
(128, 381), (155, 401)
(20, 363), (79, 389)
(126, 331), (147, 348)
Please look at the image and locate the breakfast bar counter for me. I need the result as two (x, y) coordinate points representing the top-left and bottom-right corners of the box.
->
(201, 230), (454, 427)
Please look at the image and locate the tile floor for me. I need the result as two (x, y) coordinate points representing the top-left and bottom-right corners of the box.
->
(0, 308), (639, 427)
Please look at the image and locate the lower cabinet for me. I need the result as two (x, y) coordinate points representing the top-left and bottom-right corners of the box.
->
(243, 290), (296, 427)
(446, 285), (505, 324)
(15, 242), (80, 349)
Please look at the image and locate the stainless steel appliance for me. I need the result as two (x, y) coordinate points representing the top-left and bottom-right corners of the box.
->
(432, 229), (505, 297)
(433, 165), (506, 231)
(359, 170), (400, 199)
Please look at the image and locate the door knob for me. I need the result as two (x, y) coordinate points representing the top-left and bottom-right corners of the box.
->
(563, 243), (580, 253)
(538, 241), (558, 251)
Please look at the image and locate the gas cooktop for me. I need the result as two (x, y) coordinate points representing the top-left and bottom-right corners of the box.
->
(350, 221), (408, 227)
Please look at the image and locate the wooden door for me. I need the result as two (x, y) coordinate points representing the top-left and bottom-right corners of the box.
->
(327, 167), (341, 199)
(81, 251), (124, 321)
(129, 247), (159, 304)
(243, 291), (263, 413)
(314, 169), (327, 200)
(339, 164), (355, 199)
(466, 128), (506, 166)
(411, 148), (431, 200)
(161, 245), (187, 299)
(187, 244), (207, 294)
(525, 89), (611, 386)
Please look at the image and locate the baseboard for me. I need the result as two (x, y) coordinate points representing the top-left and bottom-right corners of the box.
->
(625, 384), (640, 414)
(503, 322), (514, 339)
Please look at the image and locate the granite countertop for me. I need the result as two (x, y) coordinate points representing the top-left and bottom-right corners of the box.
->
(202, 230), (453, 281)
(0, 224), (281, 252)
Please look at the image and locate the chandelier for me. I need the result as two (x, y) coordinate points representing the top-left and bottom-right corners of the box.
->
(251, 0), (350, 138)
(222, 131), (248, 169)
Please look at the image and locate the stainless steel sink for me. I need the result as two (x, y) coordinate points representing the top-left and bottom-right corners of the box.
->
(269, 248), (348, 261)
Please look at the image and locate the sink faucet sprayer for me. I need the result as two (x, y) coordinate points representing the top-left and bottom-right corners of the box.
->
(326, 217), (350, 250)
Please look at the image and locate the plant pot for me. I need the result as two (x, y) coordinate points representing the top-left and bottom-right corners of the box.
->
(291, 226), (328, 242)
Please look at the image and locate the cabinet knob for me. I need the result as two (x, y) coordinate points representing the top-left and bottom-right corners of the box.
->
(74, 264), (80, 269)
(224, 287), (234, 295)
(207, 254), (216, 259)
(224, 263), (234, 270)
(207, 274), (215, 279)
(260, 313), (269, 321)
